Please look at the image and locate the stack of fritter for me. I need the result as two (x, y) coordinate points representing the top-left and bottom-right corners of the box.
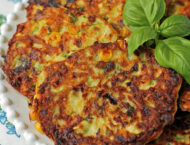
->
(2, 0), (190, 145)
(149, 111), (190, 145)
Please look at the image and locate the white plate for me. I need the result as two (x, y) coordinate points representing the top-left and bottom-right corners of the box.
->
(0, 1), (53, 145)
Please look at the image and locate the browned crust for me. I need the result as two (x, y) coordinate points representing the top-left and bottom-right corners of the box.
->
(27, 0), (128, 33)
(1, 1), (186, 144)
(176, 0), (190, 18)
(165, 0), (190, 17)
(149, 111), (190, 145)
(179, 85), (190, 112)
(2, 33), (45, 101)
(3, 1), (129, 103)
(27, 0), (190, 18)
(28, 0), (61, 8)
(33, 42), (182, 145)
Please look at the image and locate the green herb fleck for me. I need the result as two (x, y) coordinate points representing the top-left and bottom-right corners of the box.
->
(175, 135), (188, 142)
(69, 111), (75, 116)
(130, 106), (135, 111)
(84, 116), (94, 122)
(32, 84), (36, 89)
(70, 14), (78, 23)
(78, 8), (85, 13)
(34, 62), (44, 71)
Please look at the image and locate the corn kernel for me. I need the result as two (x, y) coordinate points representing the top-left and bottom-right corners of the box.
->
(29, 110), (38, 121)
(121, 27), (131, 38)
(35, 122), (43, 133)
(68, 25), (77, 35)
(48, 32), (61, 44)
(100, 49), (113, 61)
(26, 98), (31, 103)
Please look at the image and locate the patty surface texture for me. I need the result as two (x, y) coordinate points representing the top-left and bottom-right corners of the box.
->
(179, 84), (190, 112)
(149, 111), (190, 145)
(2, 1), (187, 145)
(30, 41), (182, 145)
(3, 3), (124, 102)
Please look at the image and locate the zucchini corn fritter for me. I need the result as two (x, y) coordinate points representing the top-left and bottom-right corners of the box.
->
(28, 0), (127, 29)
(30, 41), (182, 145)
(29, 0), (190, 18)
(2, 0), (190, 144)
(3, 3), (127, 102)
(179, 84), (190, 112)
(166, 0), (190, 17)
(3, 0), (189, 104)
(149, 111), (190, 145)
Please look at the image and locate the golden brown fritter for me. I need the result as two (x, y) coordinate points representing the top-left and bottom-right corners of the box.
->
(2, 1), (187, 145)
(166, 0), (190, 17)
(3, 4), (120, 102)
(30, 41), (182, 145)
(28, 0), (129, 38)
(174, 0), (190, 18)
(28, 0), (190, 19)
(179, 84), (190, 112)
(5, 0), (188, 103)
(3, 35), (45, 101)
(149, 111), (190, 145)
(166, 0), (190, 112)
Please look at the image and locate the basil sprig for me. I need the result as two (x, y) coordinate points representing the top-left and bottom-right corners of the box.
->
(123, 0), (190, 84)
(128, 26), (157, 56)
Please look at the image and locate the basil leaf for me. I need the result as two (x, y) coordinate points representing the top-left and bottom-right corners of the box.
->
(123, 0), (165, 27)
(128, 26), (157, 56)
(123, 0), (149, 27)
(155, 37), (190, 84)
(160, 15), (190, 37)
(141, 0), (166, 25)
(128, 26), (138, 31)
